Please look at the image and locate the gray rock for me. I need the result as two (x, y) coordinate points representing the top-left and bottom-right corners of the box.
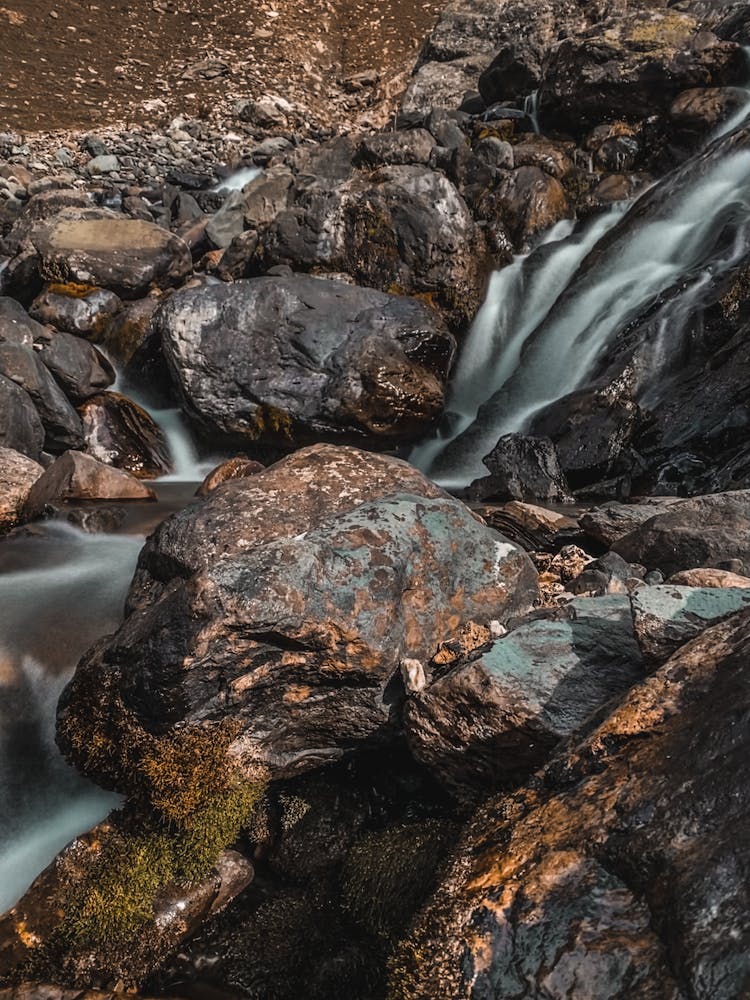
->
(631, 584), (750, 662)
(404, 595), (644, 799)
(470, 433), (573, 502)
(33, 327), (114, 402)
(580, 497), (683, 547)
(158, 274), (456, 450)
(30, 284), (122, 337)
(0, 373), (44, 459)
(85, 154), (119, 175)
(24, 450), (156, 518)
(357, 129), (436, 167)
(0, 446), (43, 532)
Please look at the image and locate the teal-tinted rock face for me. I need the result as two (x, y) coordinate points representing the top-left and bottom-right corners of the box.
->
(631, 584), (750, 662)
(404, 595), (644, 799)
(57, 444), (538, 788)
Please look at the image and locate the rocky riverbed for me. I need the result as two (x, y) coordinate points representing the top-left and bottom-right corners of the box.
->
(1, 0), (750, 997)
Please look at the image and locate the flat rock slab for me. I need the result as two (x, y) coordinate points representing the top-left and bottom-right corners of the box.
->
(405, 594), (644, 798)
(631, 584), (750, 662)
(32, 209), (192, 298)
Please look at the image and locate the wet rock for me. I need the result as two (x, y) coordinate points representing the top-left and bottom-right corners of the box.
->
(478, 42), (542, 106)
(0, 447), (43, 532)
(0, 340), (83, 453)
(666, 567), (750, 588)
(0, 815), (252, 985)
(158, 275), (456, 451)
(79, 392), (172, 479)
(631, 583), (750, 662)
(613, 490), (750, 576)
(393, 609), (750, 1000)
(257, 156), (491, 332)
(33, 326), (114, 402)
(24, 450), (155, 518)
(540, 12), (744, 134)
(481, 166), (571, 250)
(196, 456), (265, 496)
(469, 432), (573, 502)
(98, 295), (160, 364)
(30, 207), (192, 298)
(670, 86), (747, 138)
(475, 501), (580, 553)
(0, 373), (44, 459)
(579, 497), (683, 547)
(404, 595), (644, 800)
(29, 283), (122, 338)
(57, 444), (538, 790)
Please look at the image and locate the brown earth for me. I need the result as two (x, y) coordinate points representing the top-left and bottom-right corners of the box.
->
(0, 0), (442, 133)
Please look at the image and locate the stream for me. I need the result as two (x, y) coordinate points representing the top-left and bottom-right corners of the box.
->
(3, 115), (750, 913)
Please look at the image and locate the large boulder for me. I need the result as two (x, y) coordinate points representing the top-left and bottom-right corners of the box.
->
(613, 490), (750, 575)
(157, 275), (456, 451)
(57, 445), (539, 791)
(404, 595), (644, 799)
(252, 153), (491, 333)
(29, 208), (192, 298)
(0, 446), (43, 532)
(392, 608), (750, 999)
(33, 326), (114, 403)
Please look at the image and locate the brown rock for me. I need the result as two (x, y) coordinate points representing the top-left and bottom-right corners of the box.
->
(196, 456), (265, 496)
(666, 567), (750, 588)
(0, 446), (43, 532)
(24, 450), (155, 518)
(79, 392), (172, 479)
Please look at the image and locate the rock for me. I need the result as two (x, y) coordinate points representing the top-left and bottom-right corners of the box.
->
(670, 86), (748, 138)
(158, 275), (456, 451)
(0, 814), (253, 985)
(613, 490), (750, 576)
(631, 584), (750, 662)
(579, 497), (683, 547)
(205, 190), (246, 249)
(98, 295), (160, 364)
(393, 609), (750, 1000)
(402, 56), (492, 114)
(24, 450), (155, 518)
(57, 444), (538, 791)
(85, 154), (119, 175)
(666, 567), (750, 588)
(356, 129), (436, 167)
(404, 595), (644, 800)
(0, 987), (183, 1000)
(30, 208), (192, 298)
(33, 326), (114, 402)
(569, 550), (643, 596)
(79, 392), (172, 479)
(0, 446), (43, 532)
(539, 12), (744, 134)
(257, 155), (491, 332)
(469, 433), (573, 502)
(533, 544), (593, 605)
(196, 456), (265, 496)
(480, 166), (571, 250)
(29, 283), (122, 338)
(474, 501), (580, 553)
(0, 373), (44, 459)
(0, 340), (83, 453)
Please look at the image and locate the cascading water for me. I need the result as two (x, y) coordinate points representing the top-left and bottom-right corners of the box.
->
(0, 525), (142, 911)
(413, 111), (750, 488)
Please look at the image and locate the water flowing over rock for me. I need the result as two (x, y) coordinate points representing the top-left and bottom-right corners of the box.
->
(57, 444), (538, 790)
(158, 275), (456, 452)
(392, 609), (750, 1000)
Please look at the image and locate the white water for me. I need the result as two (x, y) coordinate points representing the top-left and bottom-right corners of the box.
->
(414, 137), (750, 488)
(0, 524), (143, 912)
(212, 166), (262, 193)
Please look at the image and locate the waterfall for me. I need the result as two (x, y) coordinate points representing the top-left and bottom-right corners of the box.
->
(413, 122), (750, 488)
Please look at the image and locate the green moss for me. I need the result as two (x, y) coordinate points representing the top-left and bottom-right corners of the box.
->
(56, 721), (266, 950)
